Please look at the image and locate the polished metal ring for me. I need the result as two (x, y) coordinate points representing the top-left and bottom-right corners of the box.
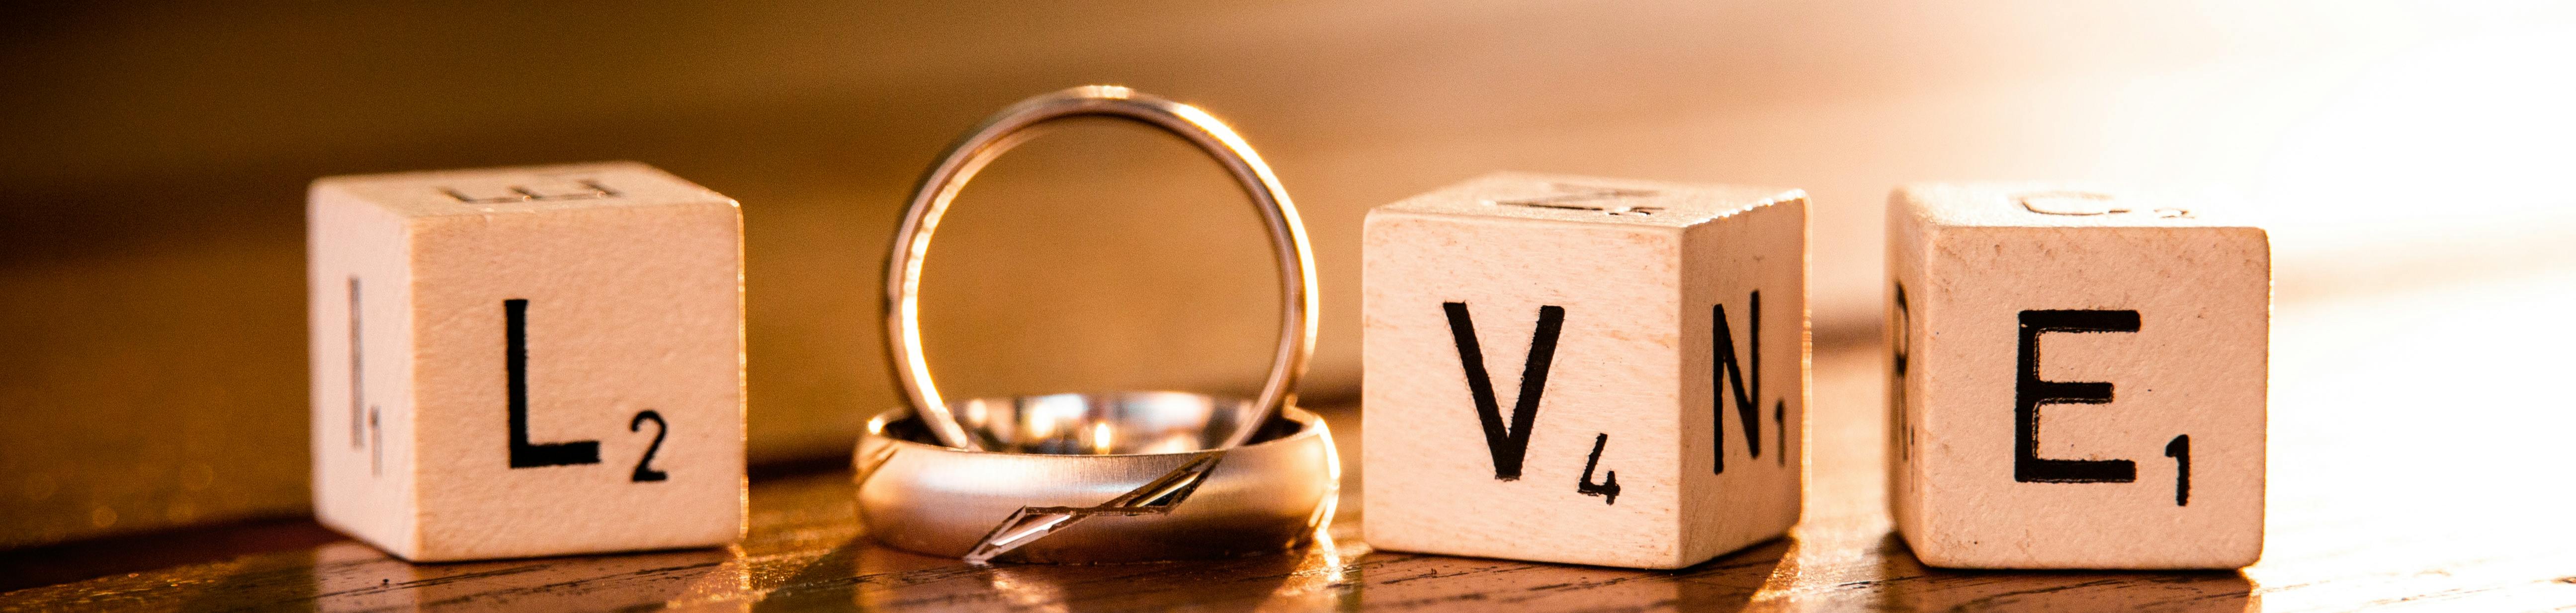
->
(854, 394), (1339, 563)
(885, 85), (1318, 451)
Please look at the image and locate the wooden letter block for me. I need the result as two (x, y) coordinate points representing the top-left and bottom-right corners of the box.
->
(308, 162), (744, 561)
(1887, 183), (2266, 569)
(1363, 173), (1807, 569)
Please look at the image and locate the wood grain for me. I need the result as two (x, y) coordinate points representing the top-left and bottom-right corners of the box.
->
(1887, 184), (2267, 569)
(1360, 173), (1805, 569)
(10, 2), (2569, 552)
(308, 163), (746, 562)
(11, 301), (2576, 610)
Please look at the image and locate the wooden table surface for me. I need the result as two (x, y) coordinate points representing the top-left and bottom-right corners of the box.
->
(9, 273), (2576, 612)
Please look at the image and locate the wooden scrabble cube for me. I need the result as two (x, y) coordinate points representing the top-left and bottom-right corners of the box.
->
(307, 161), (744, 562)
(1887, 183), (2267, 569)
(1362, 172), (1807, 569)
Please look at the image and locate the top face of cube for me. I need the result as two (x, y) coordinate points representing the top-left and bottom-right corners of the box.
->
(310, 161), (734, 218)
(1374, 172), (1803, 229)
(1897, 183), (2254, 230)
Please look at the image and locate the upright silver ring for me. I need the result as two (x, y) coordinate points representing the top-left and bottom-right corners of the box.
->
(884, 85), (1317, 451)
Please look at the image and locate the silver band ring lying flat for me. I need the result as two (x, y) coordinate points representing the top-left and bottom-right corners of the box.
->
(883, 85), (1319, 451)
(854, 393), (1339, 564)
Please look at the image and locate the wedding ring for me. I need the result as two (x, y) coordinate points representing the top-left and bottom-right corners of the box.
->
(865, 88), (1336, 564)
(854, 393), (1339, 563)
(884, 85), (1318, 451)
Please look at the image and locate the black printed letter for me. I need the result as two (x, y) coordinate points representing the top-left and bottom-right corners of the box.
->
(2013, 309), (2139, 483)
(1713, 292), (1778, 473)
(507, 299), (601, 468)
(1444, 303), (1564, 481)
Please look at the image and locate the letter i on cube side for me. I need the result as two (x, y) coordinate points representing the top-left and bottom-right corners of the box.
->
(308, 161), (744, 562)
(1888, 183), (2266, 569)
(1363, 172), (1807, 569)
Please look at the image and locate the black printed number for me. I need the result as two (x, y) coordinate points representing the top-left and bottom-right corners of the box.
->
(1576, 433), (1621, 505)
(630, 410), (670, 482)
(2164, 435), (2190, 506)
(2017, 309), (2195, 507)
(503, 298), (670, 484)
(1713, 292), (1782, 473)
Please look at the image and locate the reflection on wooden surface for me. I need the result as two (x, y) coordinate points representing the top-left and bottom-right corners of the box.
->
(13, 273), (2576, 611)
(11, 1), (2574, 549)
(0, 480), (2250, 613)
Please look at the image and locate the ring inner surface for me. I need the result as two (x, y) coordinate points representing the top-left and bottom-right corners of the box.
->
(888, 392), (1284, 454)
(910, 117), (1288, 451)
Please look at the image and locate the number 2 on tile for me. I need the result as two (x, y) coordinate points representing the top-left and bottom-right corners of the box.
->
(630, 410), (670, 482)
(504, 299), (672, 483)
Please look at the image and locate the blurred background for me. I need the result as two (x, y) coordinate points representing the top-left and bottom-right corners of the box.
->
(4, 0), (2574, 555)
